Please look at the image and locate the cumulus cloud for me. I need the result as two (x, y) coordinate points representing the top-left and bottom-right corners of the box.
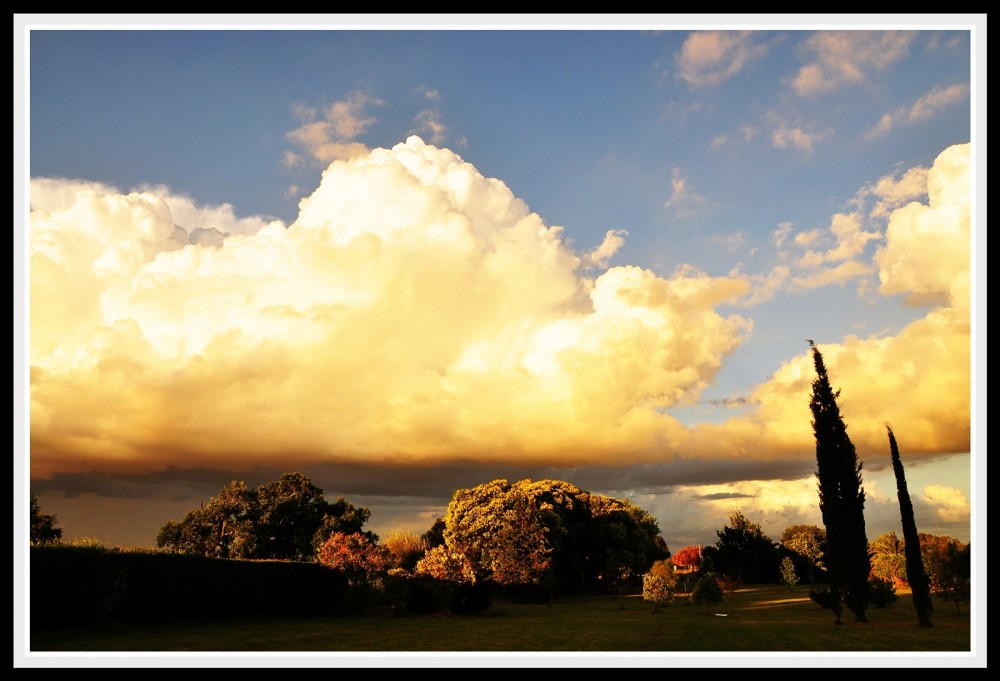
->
(30, 178), (271, 239)
(791, 31), (917, 97)
(29, 136), (753, 478)
(285, 91), (383, 164)
(580, 229), (628, 270)
(697, 143), (971, 464)
(863, 83), (970, 140)
(739, 265), (790, 306)
(675, 31), (769, 87)
(769, 212), (881, 292)
(875, 143), (970, 308)
(796, 213), (881, 267)
(866, 165), (929, 219)
(923, 484), (970, 524)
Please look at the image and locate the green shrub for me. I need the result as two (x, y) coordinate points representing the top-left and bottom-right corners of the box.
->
(868, 577), (898, 608)
(643, 573), (676, 610)
(780, 556), (800, 589)
(689, 572), (723, 612)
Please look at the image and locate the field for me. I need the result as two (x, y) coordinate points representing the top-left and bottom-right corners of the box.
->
(29, 584), (972, 661)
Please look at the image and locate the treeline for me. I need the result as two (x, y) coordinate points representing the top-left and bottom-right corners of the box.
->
(30, 476), (672, 625)
(645, 510), (969, 612)
(152, 475), (669, 597)
(30, 468), (970, 630)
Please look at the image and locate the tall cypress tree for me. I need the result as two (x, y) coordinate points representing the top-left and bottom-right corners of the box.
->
(808, 341), (870, 623)
(886, 424), (934, 627)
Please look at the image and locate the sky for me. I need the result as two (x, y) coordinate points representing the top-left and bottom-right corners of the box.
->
(18, 16), (983, 572)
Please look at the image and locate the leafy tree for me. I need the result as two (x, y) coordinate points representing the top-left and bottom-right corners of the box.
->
(311, 496), (374, 550)
(780, 557), (800, 590)
(442, 478), (665, 591)
(701, 511), (780, 584)
(808, 341), (871, 623)
(689, 571), (724, 613)
(255, 472), (344, 560)
(642, 559), (677, 611)
(671, 544), (703, 592)
(155, 472), (371, 561)
(30, 494), (62, 546)
(421, 517), (447, 549)
(414, 545), (477, 584)
(920, 534), (970, 613)
(868, 577), (899, 608)
(869, 532), (907, 585)
(586, 494), (669, 592)
(443, 479), (550, 587)
(671, 545), (703, 573)
(317, 531), (391, 582)
(412, 545), (479, 615)
(886, 425), (933, 626)
(154, 480), (258, 558)
(316, 531), (392, 614)
(780, 524), (826, 586)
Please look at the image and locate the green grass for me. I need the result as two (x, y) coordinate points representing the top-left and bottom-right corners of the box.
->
(29, 584), (971, 655)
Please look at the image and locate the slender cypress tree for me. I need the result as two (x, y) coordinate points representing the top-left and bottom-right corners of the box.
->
(808, 341), (870, 623)
(886, 424), (934, 627)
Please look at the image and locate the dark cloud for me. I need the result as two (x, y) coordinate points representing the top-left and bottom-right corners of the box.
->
(692, 492), (755, 501)
(32, 456), (817, 508)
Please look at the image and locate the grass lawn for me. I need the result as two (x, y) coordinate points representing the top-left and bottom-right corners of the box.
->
(28, 584), (972, 658)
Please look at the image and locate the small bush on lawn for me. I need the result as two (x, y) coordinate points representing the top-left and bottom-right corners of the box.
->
(868, 577), (898, 608)
(809, 586), (834, 609)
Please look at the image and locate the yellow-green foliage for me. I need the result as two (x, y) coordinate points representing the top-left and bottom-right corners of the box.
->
(643, 559), (678, 608)
(65, 537), (106, 549)
(382, 530), (428, 572)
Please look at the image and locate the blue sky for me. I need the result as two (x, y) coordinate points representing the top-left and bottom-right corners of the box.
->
(19, 16), (983, 572)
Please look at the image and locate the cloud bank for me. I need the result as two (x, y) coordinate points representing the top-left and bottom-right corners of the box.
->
(30, 136), (755, 477)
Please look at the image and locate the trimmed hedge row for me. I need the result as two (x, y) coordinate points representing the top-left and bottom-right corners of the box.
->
(30, 545), (346, 629)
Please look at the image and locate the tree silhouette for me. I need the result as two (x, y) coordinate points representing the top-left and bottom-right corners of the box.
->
(30, 494), (62, 546)
(702, 510), (780, 584)
(887, 424), (934, 626)
(808, 341), (870, 623)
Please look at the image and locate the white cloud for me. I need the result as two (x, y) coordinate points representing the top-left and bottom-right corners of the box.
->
(862, 84), (970, 140)
(675, 31), (769, 87)
(875, 143), (970, 308)
(771, 222), (794, 248)
(792, 31), (917, 97)
(790, 259), (872, 289)
(779, 212), (881, 291)
(663, 167), (708, 217)
(580, 229), (628, 270)
(413, 109), (447, 145)
(923, 485), (970, 524)
(30, 178), (270, 239)
(769, 120), (834, 152)
(285, 91), (383, 164)
(866, 166), (929, 219)
(739, 265), (789, 306)
(29, 137), (753, 476)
